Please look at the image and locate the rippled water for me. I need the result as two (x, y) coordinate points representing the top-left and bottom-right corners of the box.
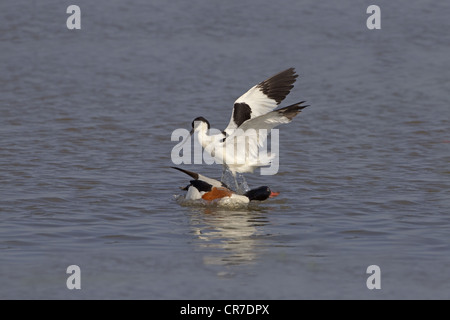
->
(1, 0), (449, 299)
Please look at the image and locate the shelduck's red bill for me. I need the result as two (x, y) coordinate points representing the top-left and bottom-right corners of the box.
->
(269, 191), (280, 198)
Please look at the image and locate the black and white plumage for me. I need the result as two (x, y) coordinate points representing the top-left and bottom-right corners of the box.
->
(171, 166), (227, 189)
(172, 167), (277, 202)
(224, 67), (301, 136)
(189, 68), (309, 179)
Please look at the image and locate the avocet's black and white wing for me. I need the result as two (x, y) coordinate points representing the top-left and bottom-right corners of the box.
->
(224, 101), (309, 167)
(224, 68), (298, 136)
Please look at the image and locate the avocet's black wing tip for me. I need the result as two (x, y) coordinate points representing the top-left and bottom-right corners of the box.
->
(256, 68), (299, 105)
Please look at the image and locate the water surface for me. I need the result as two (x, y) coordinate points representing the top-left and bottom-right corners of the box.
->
(1, 0), (449, 299)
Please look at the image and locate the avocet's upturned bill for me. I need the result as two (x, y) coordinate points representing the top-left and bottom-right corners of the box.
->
(187, 68), (309, 176)
(172, 167), (279, 205)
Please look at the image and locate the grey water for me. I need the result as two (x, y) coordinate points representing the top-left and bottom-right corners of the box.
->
(1, 0), (449, 299)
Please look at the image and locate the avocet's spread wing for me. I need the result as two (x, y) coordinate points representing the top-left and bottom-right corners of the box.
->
(224, 68), (298, 136)
(224, 102), (309, 166)
(171, 167), (224, 188)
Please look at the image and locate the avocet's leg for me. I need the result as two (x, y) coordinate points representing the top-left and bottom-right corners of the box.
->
(239, 173), (250, 193)
(235, 172), (249, 194)
(233, 172), (240, 194)
(220, 165), (227, 182)
(220, 166), (239, 192)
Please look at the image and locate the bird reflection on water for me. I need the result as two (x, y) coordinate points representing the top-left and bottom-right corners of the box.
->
(188, 207), (272, 267)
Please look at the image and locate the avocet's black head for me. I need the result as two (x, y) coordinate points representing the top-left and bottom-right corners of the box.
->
(244, 186), (272, 201)
(191, 117), (210, 130)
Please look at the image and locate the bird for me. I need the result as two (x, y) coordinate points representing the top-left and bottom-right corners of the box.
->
(172, 167), (279, 204)
(185, 68), (309, 191)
